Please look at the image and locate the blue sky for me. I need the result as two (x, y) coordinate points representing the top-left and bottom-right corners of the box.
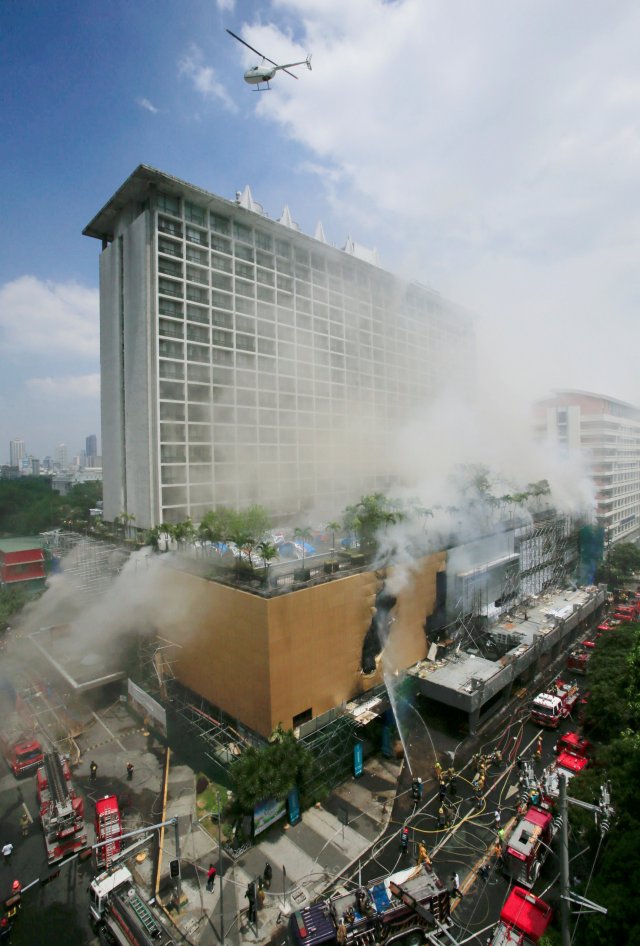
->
(2, 0), (640, 462)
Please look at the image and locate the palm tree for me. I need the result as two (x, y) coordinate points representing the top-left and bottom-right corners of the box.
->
(294, 526), (312, 573)
(256, 540), (278, 580)
(326, 521), (341, 562)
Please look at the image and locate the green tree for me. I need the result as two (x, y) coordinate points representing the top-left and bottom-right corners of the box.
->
(342, 493), (404, 554)
(294, 526), (312, 572)
(256, 539), (278, 578)
(173, 517), (196, 548)
(230, 727), (317, 813)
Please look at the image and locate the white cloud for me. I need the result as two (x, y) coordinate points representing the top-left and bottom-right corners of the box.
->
(136, 96), (159, 114)
(178, 43), (237, 112)
(216, 0), (235, 11)
(0, 276), (98, 358)
(242, 0), (640, 404)
(26, 374), (100, 399)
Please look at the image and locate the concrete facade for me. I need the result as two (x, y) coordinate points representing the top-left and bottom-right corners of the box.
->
(535, 390), (640, 545)
(159, 551), (445, 739)
(84, 165), (474, 530)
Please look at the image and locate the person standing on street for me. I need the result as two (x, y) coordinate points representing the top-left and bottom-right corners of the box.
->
(263, 862), (272, 888)
(450, 872), (464, 899)
(90, 760), (98, 781)
(126, 762), (134, 781)
(19, 813), (29, 837)
(206, 864), (217, 892)
(2, 843), (13, 865)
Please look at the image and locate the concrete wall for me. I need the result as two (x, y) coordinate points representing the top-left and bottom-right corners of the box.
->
(163, 552), (445, 739)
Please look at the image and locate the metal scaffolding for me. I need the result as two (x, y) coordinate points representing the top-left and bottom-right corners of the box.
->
(166, 680), (263, 772)
(515, 512), (574, 599)
(40, 531), (129, 603)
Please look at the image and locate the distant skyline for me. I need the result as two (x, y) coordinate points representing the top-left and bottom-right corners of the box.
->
(4, 435), (98, 468)
(2, 0), (639, 458)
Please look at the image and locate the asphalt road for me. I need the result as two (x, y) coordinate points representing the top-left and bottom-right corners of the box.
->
(0, 768), (96, 945)
(327, 700), (579, 945)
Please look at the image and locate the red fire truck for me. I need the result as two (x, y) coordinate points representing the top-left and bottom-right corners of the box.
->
(541, 732), (591, 806)
(95, 795), (122, 868)
(0, 684), (43, 777)
(37, 752), (87, 863)
(612, 602), (640, 623)
(566, 645), (590, 675)
(489, 887), (553, 946)
(530, 679), (579, 729)
(503, 805), (558, 887)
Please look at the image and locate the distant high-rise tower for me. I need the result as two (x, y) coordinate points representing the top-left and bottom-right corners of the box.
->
(54, 443), (68, 471)
(86, 434), (98, 461)
(9, 439), (25, 467)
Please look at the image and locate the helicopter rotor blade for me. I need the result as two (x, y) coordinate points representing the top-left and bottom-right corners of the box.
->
(226, 29), (279, 68)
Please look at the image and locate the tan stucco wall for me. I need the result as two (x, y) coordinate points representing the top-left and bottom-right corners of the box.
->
(164, 552), (445, 739)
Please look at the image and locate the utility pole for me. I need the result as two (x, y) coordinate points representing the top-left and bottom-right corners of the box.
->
(559, 774), (571, 946)
(218, 793), (224, 945)
(174, 816), (182, 913)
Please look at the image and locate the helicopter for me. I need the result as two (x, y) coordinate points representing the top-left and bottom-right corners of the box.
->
(226, 29), (312, 90)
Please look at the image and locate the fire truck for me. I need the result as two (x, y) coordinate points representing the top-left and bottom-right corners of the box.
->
(95, 795), (123, 868)
(489, 887), (552, 946)
(503, 804), (558, 887)
(37, 752), (87, 863)
(566, 644), (590, 675)
(288, 864), (451, 946)
(541, 732), (591, 806)
(89, 864), (176, 945)
(612, 605), (639, 623)
(530, 679), (579, 729)
(0, 682), (43, 777)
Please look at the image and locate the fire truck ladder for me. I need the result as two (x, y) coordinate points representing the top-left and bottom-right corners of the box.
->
(100, 810), (121, 861)
(44, 752), (68, 809)
(125, 889), (162, 938)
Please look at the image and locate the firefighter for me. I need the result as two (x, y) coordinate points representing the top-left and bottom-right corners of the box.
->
(434, 760), (443, 780)
(400, 826), (409, 852)
(245, 882), (257, 924)
(126, 762), (134, 781)
(90, 760), (98, 781)
(491, 748), (503, 767)
(263, 862), (272, 888)
(20, 812), (29, 837)
(417, 841), (431, 867)
(450, 872), (464, 899)
(257, 877), (265, 909)
(438, 778), (447, 801)
(336, 919), (348, 946)
(437, 806), (446, 829)
(478, 862), (490, 883)
(535, 735), (543, 760)
(493, 809), (501, 829)
(2, 843), (13, 865)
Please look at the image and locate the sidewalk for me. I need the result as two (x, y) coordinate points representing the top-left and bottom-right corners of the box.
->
(158, 755), (401, 945)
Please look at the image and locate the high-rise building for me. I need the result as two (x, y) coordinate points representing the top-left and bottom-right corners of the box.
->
(54, 443), (68, 472)
(535, 390), (640, 544)
(86, 435), (98, 462)
(84, 165), (474, 531)
(9, 439), (25, 467)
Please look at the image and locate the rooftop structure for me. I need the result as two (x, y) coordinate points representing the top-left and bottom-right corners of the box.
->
(84, 165), (474, 530)
(408, 583), (606, 731)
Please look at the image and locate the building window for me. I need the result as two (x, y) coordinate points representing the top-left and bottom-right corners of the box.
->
(211, 213), (231, 235)
(157, 192), (180, 216)
(234, 221), (253, 244)
(184, 200), (206, 225)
